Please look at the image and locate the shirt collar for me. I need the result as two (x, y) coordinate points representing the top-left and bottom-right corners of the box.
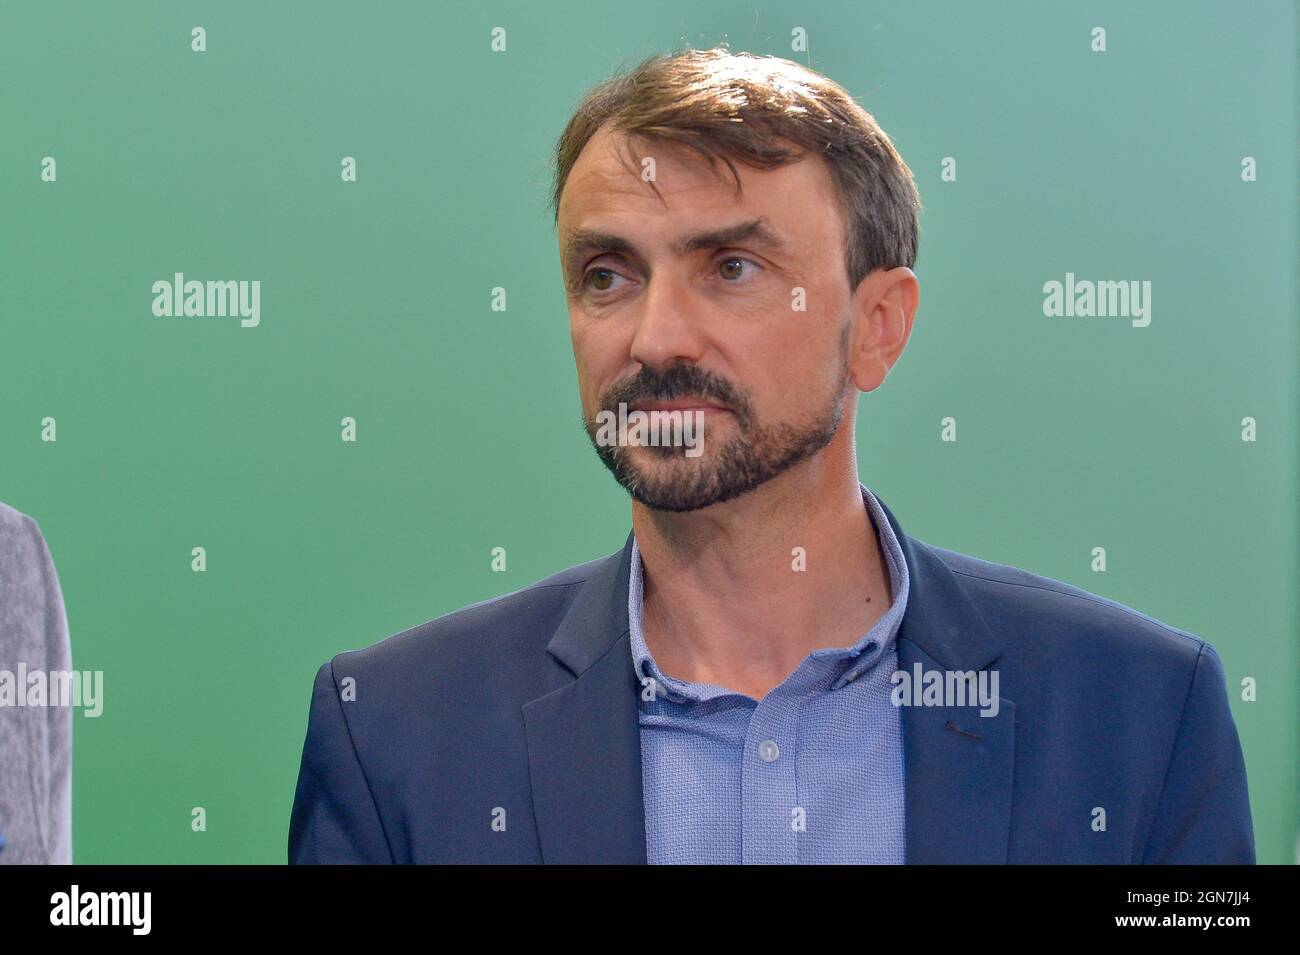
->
(628, 482), (911, 703)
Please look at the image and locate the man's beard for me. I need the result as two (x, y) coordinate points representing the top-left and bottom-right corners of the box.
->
(582, 348), (848, 513)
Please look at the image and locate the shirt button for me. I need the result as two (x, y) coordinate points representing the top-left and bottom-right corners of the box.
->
(758, 739), (780, 762)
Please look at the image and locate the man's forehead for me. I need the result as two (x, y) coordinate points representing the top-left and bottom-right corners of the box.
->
(558, 128), (831, 254)
(560, 127), (739, 220)
(561, 119), (842, 233)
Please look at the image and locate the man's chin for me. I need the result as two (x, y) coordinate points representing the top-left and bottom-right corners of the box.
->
(628, 485), (731, 513)
(618, 457), (762, 512)
(593, 449), (711, 512)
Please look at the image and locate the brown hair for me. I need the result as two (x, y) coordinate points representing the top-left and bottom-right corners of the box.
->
(549, 46), (922, 290)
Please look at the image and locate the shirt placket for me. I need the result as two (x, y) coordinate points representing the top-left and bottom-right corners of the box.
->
(740, 662), (823, 864)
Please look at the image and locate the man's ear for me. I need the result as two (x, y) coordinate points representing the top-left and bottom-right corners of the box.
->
(846, 267), (919, 393)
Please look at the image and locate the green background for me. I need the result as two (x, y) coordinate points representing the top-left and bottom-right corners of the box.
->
(1, 0), (1294, 863)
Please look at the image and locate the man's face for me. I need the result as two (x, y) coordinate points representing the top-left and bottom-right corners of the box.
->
(557, 123), (857, 512)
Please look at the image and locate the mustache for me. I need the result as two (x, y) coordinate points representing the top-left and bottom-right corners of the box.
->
(599, 364), (745, 414)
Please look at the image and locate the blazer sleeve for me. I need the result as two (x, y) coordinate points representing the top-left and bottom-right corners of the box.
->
(288, 660), (394, 863)
(1140, 642), (1255, 863)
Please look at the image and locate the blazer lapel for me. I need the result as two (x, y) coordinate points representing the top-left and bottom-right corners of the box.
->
(521, 533), (648, 863)
(874, 495), (1017, 864)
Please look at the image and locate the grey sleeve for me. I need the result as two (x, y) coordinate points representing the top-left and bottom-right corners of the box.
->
(0, 507), (74, 864)
(33, 516), (73, 864)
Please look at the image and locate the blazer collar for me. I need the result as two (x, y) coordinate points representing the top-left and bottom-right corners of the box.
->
(521, 490), (1015, 864)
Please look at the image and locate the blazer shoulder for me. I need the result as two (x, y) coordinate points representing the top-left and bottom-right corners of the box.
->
(922, 540), (1208, 666)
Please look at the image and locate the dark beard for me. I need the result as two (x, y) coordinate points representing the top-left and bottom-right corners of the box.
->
(582, 358), (846, 513)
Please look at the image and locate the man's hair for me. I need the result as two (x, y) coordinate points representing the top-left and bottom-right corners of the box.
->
(549, 46), (922, 291)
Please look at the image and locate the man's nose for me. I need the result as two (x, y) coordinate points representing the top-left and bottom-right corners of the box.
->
(628, 275), (707, 370)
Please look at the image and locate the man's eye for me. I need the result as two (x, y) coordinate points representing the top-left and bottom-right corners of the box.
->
(579, 257), (761, 294)
(582, 267), (626, 293)
(717, 256), (762, 281)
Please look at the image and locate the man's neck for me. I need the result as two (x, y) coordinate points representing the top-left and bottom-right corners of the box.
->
(632, 453), (892, 700)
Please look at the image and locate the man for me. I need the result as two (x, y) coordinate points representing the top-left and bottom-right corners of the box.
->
(289, 48), (1254, 864)
(0, 501), (74, 864)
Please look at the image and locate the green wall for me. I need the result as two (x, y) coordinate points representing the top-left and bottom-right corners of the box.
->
(1, 0), (1294, 863)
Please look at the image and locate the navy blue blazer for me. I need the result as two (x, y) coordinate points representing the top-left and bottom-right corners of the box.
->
(288, 494), (1255, 864)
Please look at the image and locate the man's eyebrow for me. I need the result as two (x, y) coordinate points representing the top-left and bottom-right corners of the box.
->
(562, 218), (788, 272)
